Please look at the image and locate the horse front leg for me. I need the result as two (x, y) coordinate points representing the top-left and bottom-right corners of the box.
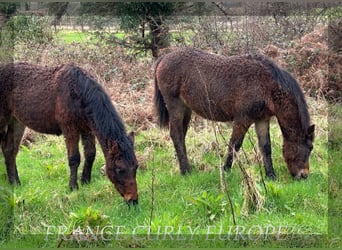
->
(255, 120), (276, 180)
(64, 132), (81, 190)
(1, 119), (25, 185)
(223, 121), (250, 171)
(80, 132), (96, 185)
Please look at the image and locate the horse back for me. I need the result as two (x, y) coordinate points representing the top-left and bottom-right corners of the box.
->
(155, 48), (276, 122)
(2, 63), (71, 135)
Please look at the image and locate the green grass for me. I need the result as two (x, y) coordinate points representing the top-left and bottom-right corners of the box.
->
(328, 103), (342, 239)
(56, 30), (125, 45)
(56, 30), (95, 44)
(0, 102), (330, 248)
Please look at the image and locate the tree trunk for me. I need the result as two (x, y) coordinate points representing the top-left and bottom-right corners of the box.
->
(149, 20), (161, 58)
(148, 16), (169, 59)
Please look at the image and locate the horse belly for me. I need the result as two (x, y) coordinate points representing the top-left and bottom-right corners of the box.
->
(13, 110), (62, 135)
(180, 81), (234, 122)
(181, 95), (233, 122)
(11, 90), (62, 135)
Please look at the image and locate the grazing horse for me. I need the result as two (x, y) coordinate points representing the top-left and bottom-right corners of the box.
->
(0, 62), (138, 204)
(154, 47), (315, 179)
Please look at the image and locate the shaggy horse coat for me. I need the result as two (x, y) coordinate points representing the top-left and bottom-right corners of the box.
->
(0, 62), (138, 204)
(154, 48), (314, 179)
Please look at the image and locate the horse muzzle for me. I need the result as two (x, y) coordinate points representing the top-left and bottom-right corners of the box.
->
(125, 194), (138, 206)
(292, 168), (309, 180)
(126, 197), (138, 206)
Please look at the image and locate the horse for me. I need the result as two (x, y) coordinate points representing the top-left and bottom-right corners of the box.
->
(154, 47), (315, 179)
(0, 62), (138, 205)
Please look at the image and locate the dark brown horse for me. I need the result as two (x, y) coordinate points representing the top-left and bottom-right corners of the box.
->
(0, 62), (138, 204)
(154, 47), (315, 179)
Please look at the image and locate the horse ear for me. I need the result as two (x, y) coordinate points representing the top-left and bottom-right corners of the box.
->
(128, 131), (135, 144)
(108, 141), (120, 157)
(306, 125), (315, 140)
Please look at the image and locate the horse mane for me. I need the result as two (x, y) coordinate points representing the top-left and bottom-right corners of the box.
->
(63, 64), (134, 160)
(248, 54), (311, 131)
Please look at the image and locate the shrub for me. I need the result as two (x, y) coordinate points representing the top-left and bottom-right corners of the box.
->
(5, 15), (54, 45)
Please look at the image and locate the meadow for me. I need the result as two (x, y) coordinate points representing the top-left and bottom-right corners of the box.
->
(0, 101), (330, 248)
(0, 26), (336, 248)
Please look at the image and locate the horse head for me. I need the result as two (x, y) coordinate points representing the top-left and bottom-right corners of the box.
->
(105, 132), (139, 205)
(283, 125), (315, 179)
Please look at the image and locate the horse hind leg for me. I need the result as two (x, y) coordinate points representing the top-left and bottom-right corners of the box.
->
(255, 120), (276, 180)
(0, 127), (6, 142)
(168, 98), (192, 175)
(223, 121), (251, 171)
(1, 118), (25, 185)
(0, 115), (10, 142)
(183, 108), (192, 137)
(80, 132), (96, 185)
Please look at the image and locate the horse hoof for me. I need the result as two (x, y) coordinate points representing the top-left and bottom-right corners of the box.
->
(9, 179), (21, 186)
(80, 179), (90, 185)
(69, 183), (79, 191)
(266, 173), (276, 180)
(223, 165), (232, 172)
(180, 168), (191, 175)
(80, 175), (91, 185)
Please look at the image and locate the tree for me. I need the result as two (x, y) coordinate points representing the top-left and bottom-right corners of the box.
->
(0, 3), (18, 49)
(80, 2), (177, 58)
(0, 2), (18, 20)
(47, 2), (69, 30)
(117, 2), (176, 58)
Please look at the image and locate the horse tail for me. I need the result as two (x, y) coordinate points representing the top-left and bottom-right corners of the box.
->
(153, 56), (169, 128)
(250, 54), (310, 129)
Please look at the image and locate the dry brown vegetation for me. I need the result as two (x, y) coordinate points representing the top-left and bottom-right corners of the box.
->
(17, 24), (338, 144)
(263, 24), (341, 102)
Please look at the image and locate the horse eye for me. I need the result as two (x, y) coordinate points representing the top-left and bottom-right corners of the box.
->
(115, 168), (125, 175)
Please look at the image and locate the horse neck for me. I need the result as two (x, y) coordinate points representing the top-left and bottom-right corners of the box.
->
(83, 97), (127, 157)
(96, 135), (112, 157)
(275, 101), (306, 143)
(93, 130), (122, 158)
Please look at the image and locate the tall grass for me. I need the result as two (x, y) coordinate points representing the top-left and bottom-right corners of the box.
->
(328, 103), (342, 239)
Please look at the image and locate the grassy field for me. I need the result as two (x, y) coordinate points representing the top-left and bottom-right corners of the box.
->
(328, 103), (342, 241)
(0, 24), (337, 248)
(56, 30), (125, 44)
(0, 97), (330, 248)
(56, 30), (93, 44)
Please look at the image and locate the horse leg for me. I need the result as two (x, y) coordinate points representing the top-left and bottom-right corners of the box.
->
(80, 132), (96, 185)
(168, 99), (192, 175)
(0, 126), (7, 143)
(223, 121), (251, 171)
(64, 131), (81, 190)
(183, 108), (192, 137)
(255, 120), (276, 180)
(1, 118), (25, 185)
(0, 114), (10, 142)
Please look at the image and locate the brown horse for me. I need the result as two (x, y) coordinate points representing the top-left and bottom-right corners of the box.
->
(0, 62), (138, 204)
(154, 47), (315, 179)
